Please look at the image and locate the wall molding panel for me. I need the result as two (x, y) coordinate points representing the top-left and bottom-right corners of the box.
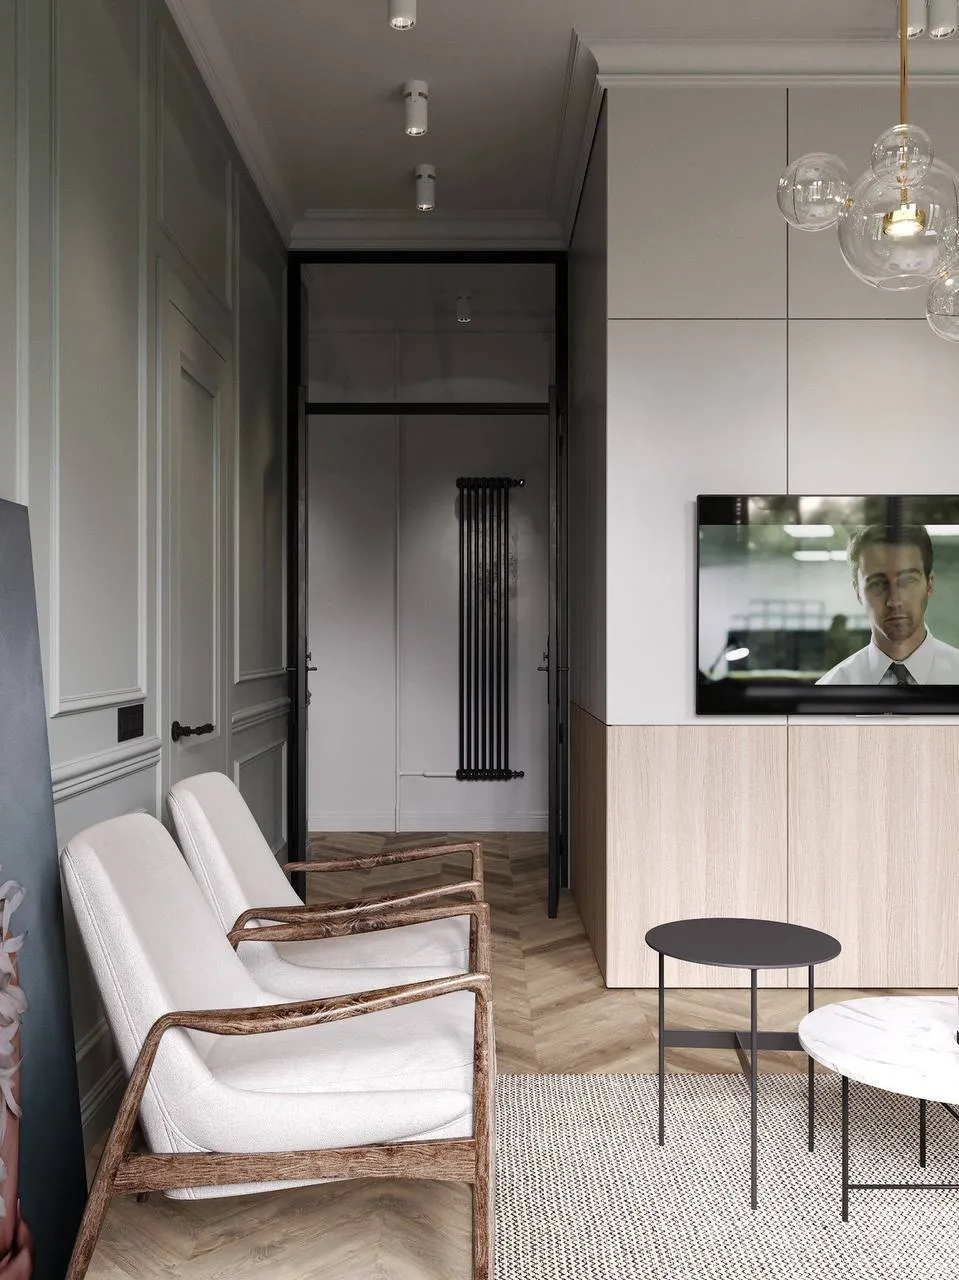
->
(157, 28), (233, 310)
(234, 736), (287, 855)
(51, 736), (162, 802)
(51, 0), (148, 718)
(9, 0), (287, 1153)
(231, 696), (290, 732)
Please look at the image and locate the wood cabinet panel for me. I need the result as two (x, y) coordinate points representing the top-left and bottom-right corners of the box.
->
(571, 703), (608, 978)
(788, 726), (959, 988)
(606, 725), (788, 988)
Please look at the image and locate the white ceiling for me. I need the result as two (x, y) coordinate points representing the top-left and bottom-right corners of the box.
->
(166, 1), (929, 247)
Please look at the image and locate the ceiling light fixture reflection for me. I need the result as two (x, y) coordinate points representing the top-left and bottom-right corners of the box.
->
(792, 549), (848, 562)
(388, 0), (416, 30)
(907, 0), (928, 35)
(783, 524), (835, 537)
(456, 294), (472, 324)
(929, 0), (959, 36)
(925, 523), (959, 533)
(414, 164), (435, 212)
(403, 80), (428, 136)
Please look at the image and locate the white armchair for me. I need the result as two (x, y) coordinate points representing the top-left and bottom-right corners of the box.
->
(167, 771), (482, 997)
(61, 812), (494, 1279)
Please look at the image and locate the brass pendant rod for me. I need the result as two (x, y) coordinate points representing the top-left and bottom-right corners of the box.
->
(900, 0), (909, 125)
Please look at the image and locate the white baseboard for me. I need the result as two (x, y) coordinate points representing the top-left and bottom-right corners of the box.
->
(399, 811), (547, 833)
(309, 811), (396, 833)
(309, 811), (548, 833)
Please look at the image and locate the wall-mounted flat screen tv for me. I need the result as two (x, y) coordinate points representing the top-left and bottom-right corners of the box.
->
(697, 495), (959, 714)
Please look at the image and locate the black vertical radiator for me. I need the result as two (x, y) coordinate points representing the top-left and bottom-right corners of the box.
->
(456, 477), (525, 781)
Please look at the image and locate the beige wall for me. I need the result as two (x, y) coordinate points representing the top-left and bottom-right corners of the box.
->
(0, 0), (287, 1143)
(572, 80), (959, 988)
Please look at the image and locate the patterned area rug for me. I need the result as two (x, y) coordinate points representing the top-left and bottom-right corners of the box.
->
(496, 1073), (958, 1280)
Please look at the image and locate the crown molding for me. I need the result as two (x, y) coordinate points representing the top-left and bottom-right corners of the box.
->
(547, 32), (604, 244)
(164, 0), (297, 240)
(582, 37), (959, 85)
(289, 211), (565, 251)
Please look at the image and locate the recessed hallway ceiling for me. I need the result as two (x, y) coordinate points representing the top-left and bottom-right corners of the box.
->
(167, 1), (909, 245)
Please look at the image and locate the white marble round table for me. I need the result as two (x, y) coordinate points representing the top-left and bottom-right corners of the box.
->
(798, 996), (959, 1219)
(799, 996), (959, 1104)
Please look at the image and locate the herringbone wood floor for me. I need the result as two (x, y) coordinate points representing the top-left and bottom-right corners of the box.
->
(83, 832), (944, 1277)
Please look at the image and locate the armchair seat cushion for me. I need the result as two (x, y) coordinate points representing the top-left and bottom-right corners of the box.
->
(237, 918), (470, 998)
(160, 990), (476, 1200)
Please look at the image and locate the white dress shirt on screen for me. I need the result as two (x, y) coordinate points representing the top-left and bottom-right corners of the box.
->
(816, 628), (959, 685)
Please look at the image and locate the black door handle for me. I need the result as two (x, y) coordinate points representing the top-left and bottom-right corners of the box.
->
(171, 720), (215, 743)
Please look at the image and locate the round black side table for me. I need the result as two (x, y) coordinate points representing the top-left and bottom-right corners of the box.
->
(645, 917), (841, 1210)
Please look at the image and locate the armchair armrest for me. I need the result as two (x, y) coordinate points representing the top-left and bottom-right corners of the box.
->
(284, 840), (484, 888)
(231, 878), (482, 927)
(229, 900), (492, 974)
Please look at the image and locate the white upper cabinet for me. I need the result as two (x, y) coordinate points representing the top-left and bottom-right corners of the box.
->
(607, 86), (787, 321)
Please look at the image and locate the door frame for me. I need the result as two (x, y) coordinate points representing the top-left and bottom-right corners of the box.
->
(285, 249), (569, 913)
(158, 263), (233, 801)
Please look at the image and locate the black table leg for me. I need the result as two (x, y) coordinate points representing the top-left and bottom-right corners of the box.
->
(920, 1098), (927, 1169)
(750, 967), (758, 1210)
(807, 963), (815, 1152)
(658, 951), (665, 1146)
(842, 1075), (849, 1222)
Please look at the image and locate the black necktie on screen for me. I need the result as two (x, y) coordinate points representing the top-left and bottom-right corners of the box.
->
(889, 662), (914, 687)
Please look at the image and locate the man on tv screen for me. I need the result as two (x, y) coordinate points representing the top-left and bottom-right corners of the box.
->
(816, 523), (959, 685)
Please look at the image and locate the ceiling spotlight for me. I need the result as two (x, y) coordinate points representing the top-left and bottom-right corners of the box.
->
(929, 0), (958, 36)
(905, 0), (927, 36)
(414, 164), (435, 212)
(388, 0), (416, 30)
(403, 81), (428, 136)
(456, 294), (472, 324)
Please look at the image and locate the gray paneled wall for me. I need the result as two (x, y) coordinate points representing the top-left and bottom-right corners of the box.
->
(0, 0), (287, 1144)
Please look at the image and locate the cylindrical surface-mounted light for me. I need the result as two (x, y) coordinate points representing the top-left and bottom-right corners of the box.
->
(415, 164), (435, 211)
(456, 294), (472, 324)
(403, 81), (428, 136)
(906, 0), (928, 36)
(929, 0), (958, 36)
(389, 0), (416, 30)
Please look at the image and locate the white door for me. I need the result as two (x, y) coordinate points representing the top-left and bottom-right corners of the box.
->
(160, 272), (232, 787)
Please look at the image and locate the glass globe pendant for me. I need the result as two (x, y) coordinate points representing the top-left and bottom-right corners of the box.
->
(777, 153), (849, 231)
(926, 270), (959, 340)
(775, 0), (959, 328)
(837, 159), (959, 290)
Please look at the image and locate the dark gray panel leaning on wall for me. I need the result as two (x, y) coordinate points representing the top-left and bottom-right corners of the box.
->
(0, 500), (86, 1276)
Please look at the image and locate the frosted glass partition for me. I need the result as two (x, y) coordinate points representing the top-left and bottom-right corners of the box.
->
(305, 262), (555, 404)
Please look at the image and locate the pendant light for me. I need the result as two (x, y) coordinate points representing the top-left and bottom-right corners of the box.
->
(414, 164), (435, 212)
(388, 0), (416, 31)
(777, 2), (959, 327)
(403, 81), (428, 136)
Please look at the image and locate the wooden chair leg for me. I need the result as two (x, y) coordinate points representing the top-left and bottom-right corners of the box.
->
(66, 1095), (141, 1278)
(472, 1175), (493, 1280)
(65, 1183), (115, 1280)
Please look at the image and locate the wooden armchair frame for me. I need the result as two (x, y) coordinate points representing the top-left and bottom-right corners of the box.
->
(284, 840), (484, 915)
(229, 900), (492, 976)
(68, 902), (494, 1280)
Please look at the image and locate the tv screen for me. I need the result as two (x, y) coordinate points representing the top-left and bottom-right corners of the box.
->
(697, 495), (959, 714)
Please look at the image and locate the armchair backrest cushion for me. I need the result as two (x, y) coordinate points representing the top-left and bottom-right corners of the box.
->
(61, 812), (266, 1151)
(167, 772), (301, 931)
